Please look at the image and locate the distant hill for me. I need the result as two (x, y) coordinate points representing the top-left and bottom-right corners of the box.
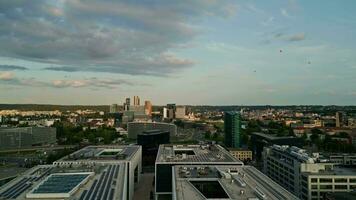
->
(0, 104), (110, 112)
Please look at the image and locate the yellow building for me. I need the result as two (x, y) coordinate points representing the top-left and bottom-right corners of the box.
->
(228, 148), (253, 162)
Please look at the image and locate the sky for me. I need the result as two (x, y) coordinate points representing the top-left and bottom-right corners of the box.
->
(0, 0), (356, 105)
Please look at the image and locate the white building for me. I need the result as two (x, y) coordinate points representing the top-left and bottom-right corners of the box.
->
(155, 144), (243, 200)
(173, 165), (298, 200)
(263, 145), (356, 200)
(175, 106), (186, 119)
(0, 145), (142, 200)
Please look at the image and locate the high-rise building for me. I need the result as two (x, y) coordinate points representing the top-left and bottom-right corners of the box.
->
(224, 111), (241, 148)
(133, 96), (140, 106)
(124, 97), (131, 111)
(163, 107), (168, 119)
(175, 106), (186, 119)
(336, 111), (346, 127)
(109, 103), (119, 113)
(144, 100), (152, 116)
(263, 145), (356, 200)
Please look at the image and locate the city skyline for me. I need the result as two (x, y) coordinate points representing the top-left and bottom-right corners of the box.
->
(0, 0), (356, 105)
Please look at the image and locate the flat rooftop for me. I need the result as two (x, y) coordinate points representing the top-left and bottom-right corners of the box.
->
(305, 166), (356, 176)
(57, 145), (140, 162)
(0, 163), (126, 200)
(173, 165), (299, 200)
(252, 132), (297, 140)
(156, 144), (243, 164)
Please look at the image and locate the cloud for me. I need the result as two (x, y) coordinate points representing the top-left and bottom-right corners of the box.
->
(280, 8), (290, 17)
(0, 72), (143, 89)
(0, 0), (237, 76)
(287, 33), (306, 41)
(0, 65), (28, 71)
(0, 72), (15, 80)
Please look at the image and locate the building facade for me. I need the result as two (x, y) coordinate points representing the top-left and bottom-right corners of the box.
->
(228, 148), (253, 162)
(263, 145), (356, 200)
(224, 111), (241, 148)
(127, 122), (177, 139)
(133, 96), (140, 106)
(0, 127), (56, 150)
(155, 144), (243, 200)
(110, 104), (119, 113)
(144, 100), (152, 116)
(175, 106), (186, 119)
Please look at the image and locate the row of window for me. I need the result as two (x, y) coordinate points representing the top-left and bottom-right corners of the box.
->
(311, 177), (356, 183)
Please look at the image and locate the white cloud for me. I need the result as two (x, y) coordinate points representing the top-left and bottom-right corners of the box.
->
(0, 0), (238, 76)
(281, 8), (290, 17)
(0, 72), (15, 80)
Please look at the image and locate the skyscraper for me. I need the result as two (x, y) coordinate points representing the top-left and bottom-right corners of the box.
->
(124, 97), (130, 111)
(134, 96), (140, 106)
(335, 111), (346, 127)
(224, 111), (241, 148)
(144, 100), (152, 116)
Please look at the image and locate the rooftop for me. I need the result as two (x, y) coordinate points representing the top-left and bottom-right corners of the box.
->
(173, 165), (298, 200)
(252, 132), (297, 140)
(156, 144), (243, 164)
(56, 145), (140, 162)
(305, 166), (356, 176)
(0, 163), (126, 200)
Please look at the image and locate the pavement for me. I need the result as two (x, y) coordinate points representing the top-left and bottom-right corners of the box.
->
(133, 173), (154, 200)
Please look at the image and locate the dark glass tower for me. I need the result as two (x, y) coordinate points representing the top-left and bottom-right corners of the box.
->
(224, 111), (241, 148)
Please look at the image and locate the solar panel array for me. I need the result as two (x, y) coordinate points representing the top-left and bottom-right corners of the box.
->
(0, 167), (52, 199)
(80, 165), (120, 200)
(32, 174), (89, 194)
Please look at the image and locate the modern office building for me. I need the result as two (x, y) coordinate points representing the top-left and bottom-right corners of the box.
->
(124, 97), (131, 111)
(326, 154), (356, 165)
(228, 148), (253, 162)
(0, 145), (142, 200)
(224, 111), (241, 148)
(175, 106), (186, 119)
(172, 165), (298, 200)
(155, 144), (243, 199)
(54, 145), (142, 200)
(0, 127), (56, 150)
(110, 104), (119, 113)
(0, 164), (127, 200)
(133, 96), (140, 106)
(137, 130), (170, 166)
(263, 145), (356, 200)
(127, 122), (177, 139)
(335, 111), (346, 128)
(144, 101), (152, 116)
(251, 132), (304, 159)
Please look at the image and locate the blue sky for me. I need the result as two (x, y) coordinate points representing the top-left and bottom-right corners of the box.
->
(0, 0), (355, 105)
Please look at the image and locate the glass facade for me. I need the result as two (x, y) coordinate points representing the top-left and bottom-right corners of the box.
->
(224, 112), (241, 148)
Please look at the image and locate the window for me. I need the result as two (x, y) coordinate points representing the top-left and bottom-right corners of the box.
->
(311, 178), (317, 183)
(311, 185), (317, 189)
(319, 185), (332, 190)
(319, 178), (332, 183)
(335, 178), (347, 183)
(335, 185), (347, 190)
(350, 178), (356, 183)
